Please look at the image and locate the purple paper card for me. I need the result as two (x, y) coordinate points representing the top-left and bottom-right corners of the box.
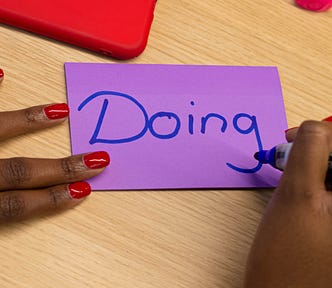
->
(65, 63), (287, 190)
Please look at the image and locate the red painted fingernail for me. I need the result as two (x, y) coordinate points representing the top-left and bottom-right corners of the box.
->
(0, 69), (4, 82)
(68, 182), (91, 199)
(83, 151), (110, 169)
(285, 127), (298, 133)
(322, 116), (332, 122)
(296, 0), (332, 11)
(44, 103), (69, 120)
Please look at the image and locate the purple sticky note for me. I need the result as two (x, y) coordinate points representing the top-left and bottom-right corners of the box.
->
(65, 63), (287, 190)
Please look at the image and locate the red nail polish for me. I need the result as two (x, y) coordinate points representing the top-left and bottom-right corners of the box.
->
(44, 103), (69, 120)
(322, 116), (332, 122)
(68, 182), (91, 199)
(83, 151), (110, 169)
(0, 69), (4, 81)
(285, 127), (298, 133)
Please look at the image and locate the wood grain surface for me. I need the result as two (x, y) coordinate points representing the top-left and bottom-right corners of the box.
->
(0, 1), (331, 287)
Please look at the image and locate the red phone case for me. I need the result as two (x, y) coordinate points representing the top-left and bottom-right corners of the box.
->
(0, 0), (156, 59)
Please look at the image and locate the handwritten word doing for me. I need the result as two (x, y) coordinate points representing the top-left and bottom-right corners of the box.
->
(78, 90), (263, 173)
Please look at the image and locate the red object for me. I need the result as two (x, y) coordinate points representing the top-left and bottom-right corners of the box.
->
(0, 68), (4, 81)
(284, 127), (298, 133)
(0, 0), (156, 59)
(68, 182), (91, 199)
(296, 0), (332, 11)
(83, 151), (110, 169)
(323, 116), (332, 122)
(44, 103), (69, 120)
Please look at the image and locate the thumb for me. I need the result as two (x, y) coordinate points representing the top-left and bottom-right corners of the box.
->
(278, 121), (332, 197)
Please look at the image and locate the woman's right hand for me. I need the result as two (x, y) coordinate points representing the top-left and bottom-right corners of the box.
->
(244, 119), (332, 287)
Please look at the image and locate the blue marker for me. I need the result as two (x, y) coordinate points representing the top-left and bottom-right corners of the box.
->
(254, 143), (292, 171)
(254, 143), (332, 171)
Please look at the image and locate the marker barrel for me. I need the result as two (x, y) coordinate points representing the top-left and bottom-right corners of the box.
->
(256, 143), (332, 171)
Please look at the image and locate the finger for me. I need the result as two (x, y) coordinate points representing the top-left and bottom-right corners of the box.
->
(0, 103), (69, 141)
(285, 116), (332, 142)
(0, 151), (110, 191)
(0, 182), (91, 223)
(278, 121), (332, 196)
(0, 68), (4, 83)
(285, 127), (298, 142)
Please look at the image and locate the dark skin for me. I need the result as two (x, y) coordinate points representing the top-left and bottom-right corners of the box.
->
(244, 120), (332, 287)
(0, 103), (109, 223)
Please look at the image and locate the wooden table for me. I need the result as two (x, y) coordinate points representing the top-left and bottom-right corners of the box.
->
(0, 1), (331, 287)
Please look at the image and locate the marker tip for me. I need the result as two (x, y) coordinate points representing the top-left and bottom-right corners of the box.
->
(254, 152), (259, 160)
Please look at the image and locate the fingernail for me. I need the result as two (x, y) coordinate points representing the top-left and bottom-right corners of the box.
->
(0, 69), (4, 81)
(322, 116), (332, 122)
(285, 127), (298, 133)
(44, 103), (69, 120)
(68, 182), (91, 199)
(83, 151), (110, 169)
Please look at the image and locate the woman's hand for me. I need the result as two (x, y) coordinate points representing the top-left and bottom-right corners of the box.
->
(0, 70), (110, 222)
(244, 119), (332, 288)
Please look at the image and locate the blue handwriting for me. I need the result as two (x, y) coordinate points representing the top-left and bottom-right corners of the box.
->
(78, 90), (263, 173)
